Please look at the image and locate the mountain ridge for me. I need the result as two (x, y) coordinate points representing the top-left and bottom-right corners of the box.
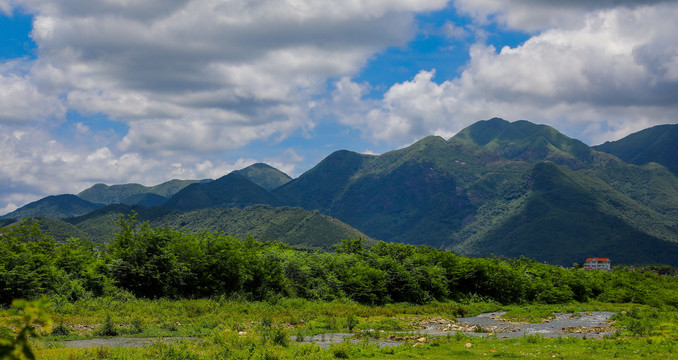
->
(5, 118), (678, 266)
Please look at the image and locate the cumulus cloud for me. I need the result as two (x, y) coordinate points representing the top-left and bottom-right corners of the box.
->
(332, 3), (678, 145)
(0, 123), (283, 214)
(453, 0), (675, 32)
(0, 60), (66, 123)
(5, 0), (448, 156)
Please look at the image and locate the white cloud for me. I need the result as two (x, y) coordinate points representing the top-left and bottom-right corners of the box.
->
(5, 0), (448, 156)
(0, 123), (287, 215)
(332, 4), (678, 145)
(453, 0), (674, 32)
(0, 60), (66, 123)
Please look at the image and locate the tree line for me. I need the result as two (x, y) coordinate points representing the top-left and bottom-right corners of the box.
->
(1, 215), (677, 308)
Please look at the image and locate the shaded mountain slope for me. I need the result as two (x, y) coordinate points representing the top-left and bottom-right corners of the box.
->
(65, 203), (369, 250)
(1, 216), (88, 243)
(77, 179), (206, 205)
(1, 195), (104, 220)
(273, 150), (372, 211)
(593, 124), (678, 176)
(453, 161), (678, 265)
(165, 173), (281, 211)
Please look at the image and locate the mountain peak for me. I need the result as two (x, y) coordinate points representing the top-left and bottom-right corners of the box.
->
(453, 118), (599, 169)
(234, 163), (292, 191)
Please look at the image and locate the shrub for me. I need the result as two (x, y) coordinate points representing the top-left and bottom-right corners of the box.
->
(346, 314), (359, 332)
(95, 314), (119, 336)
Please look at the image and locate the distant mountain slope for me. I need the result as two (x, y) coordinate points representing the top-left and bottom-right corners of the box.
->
(275, 135), (524, 246)
(0, 195), (105, 220)
(593, 124), (678, 176)
(274, 118), (678, 265)
(453, 118), (614, 169)
(234, 163), (292, 191)
(65, 204), (369, 250)
(66, 204), (174, 243)
(156, 205), (372, 251)
(1, 216), (89, 242)
(78, 179), (207, 205)
(273, 150), (373, 211)
(453, 161), (678, 265)
(10, 118), (678, 266)
(164, 173), (281, 211)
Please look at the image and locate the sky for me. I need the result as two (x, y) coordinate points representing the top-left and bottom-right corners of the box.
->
(2, 0), (678, 215)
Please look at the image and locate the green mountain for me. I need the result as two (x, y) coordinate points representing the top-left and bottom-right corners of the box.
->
(9, 118), (678, 266)
(452, 161), (678, 265)
(274, 119), (678, 265)
(453, 118), (615, 169)
(66, 204), (174, 243)
(0, 195), (105, 220)
(593, 124), (678, 177)
(77, 179), (207, 205)
(164, 173), (281, 211)
(234, 163), (292, 191)
(64, 203), (370, 250)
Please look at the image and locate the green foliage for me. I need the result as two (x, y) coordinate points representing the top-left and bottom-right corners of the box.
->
(95, 314), (119, 336)
(0, 298), (52, 360)
(3, 216), (678, 310)
(346, 314), (359, 331)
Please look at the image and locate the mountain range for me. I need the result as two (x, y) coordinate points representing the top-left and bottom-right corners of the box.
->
(3, 118), (678, 266)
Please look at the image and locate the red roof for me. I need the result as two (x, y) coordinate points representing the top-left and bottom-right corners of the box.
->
(586, 258), (610, 262)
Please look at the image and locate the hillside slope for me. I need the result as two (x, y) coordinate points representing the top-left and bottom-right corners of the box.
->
(1, 195), (105, 220)
(65, 204), (370, 250)
(274, 119), (678, 265)
(593, 124), (678, 177)
(234, 163), (292, 191)
(164, 173), (281, 211)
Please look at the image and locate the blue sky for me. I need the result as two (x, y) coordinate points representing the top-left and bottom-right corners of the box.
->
(1, 0), (678, 214)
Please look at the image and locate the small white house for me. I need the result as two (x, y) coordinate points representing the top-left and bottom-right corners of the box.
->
(584, 257), (611, 271)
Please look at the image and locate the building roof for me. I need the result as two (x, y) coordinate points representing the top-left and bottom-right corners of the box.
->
(585, 258), (610, 262)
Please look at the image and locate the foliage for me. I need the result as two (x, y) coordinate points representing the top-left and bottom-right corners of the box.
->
(3, 217), (678, 310)
(0, 298), (52, 360)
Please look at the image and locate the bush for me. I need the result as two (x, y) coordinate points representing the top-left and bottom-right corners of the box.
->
(95, 314), (119, 336)
(346, 314), (359, 332)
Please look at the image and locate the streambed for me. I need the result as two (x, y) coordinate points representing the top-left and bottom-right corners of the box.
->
(56, 311), (616, 349)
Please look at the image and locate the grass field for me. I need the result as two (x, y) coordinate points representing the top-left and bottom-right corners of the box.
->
(3, 297), (675, 359)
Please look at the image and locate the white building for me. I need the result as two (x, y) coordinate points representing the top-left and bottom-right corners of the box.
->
(584, 257), (611, 271)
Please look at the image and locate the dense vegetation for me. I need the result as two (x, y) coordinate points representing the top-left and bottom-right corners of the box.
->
(2, 216), (677, 309)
